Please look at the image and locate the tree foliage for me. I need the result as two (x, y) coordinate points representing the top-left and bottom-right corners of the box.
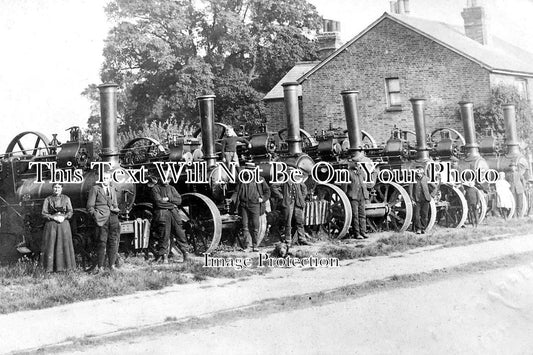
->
(84, 0), (321, 138)
(474, 84), (533, 147)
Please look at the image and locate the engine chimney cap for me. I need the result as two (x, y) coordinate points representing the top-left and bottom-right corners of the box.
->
(196, 94), (216, 100)
(98, 83), (119, 89)
(282, 82), (300, 87)
(458, 101), (473, 105)
(340, 90), (360, 95)
(409, 97), (426, 102)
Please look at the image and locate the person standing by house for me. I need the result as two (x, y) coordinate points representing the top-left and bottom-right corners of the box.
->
(233, 162), (270, 252)
(41, 183), (76, 272)
(87, 171), (121, 273)
(495, 171), (514, 219)
(151, 178), (189, 263)
(506, 163), (525, 217)
(463, 182), (480, 228)
(342, 161), (369, 239)
(271, 167), (311, 246)
(412, 168), (434, 234)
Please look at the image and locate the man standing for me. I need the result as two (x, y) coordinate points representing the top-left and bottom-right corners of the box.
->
(464, 182), (480, 228)
(221, 129), (249, 168)
(271, 167), (310, 246)
(412, 168), (433, 234)
(87, 171), (121, 273)
(151, 179), (189, 263)
(233, 162), (270, 252)
(506, 163), (525, 217)
(342, 162), (369, 239)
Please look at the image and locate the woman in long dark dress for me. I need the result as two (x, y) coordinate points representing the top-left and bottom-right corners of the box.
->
(41, 183), (76, 272)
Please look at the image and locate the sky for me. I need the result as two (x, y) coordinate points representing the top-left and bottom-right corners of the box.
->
(1, 0), (533, 152)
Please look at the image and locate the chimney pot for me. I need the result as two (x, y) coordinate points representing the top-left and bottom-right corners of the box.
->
(390, 1), (397, 13)
(397, 0), (405, 14)
(403, 0), (410, 14)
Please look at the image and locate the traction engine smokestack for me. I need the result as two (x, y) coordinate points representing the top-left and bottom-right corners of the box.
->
(341, 90), (364, 161)
(282, 82), (303, 155)
(98, 83), (120, 167)
(197, 95), (218, 169)
(503, 104), (520, 156)
(459, 101), (480, 157)
(410, 98), (430, 162)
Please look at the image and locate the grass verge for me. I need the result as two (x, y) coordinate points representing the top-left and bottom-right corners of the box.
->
(319, 216), (533, 260)
(0, 255), (269, 315)
(1, 216), (531, 315)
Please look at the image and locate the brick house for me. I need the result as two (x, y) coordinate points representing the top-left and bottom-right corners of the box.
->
(263, 3), (533, 144)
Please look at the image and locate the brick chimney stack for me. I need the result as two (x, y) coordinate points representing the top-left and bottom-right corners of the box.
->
(389, 0), (410, 14)
(461, 0), (490, 45)
(317, 19), (342, 60)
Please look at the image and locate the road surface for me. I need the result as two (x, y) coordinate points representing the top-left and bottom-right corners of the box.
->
(66, 261), (533, 355)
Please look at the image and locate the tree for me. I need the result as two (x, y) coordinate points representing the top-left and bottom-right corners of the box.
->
(474, 84), (533, 148)
(85, 0), (321, 137)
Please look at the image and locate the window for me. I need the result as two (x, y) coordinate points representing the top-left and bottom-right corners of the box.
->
(385, 77), (402, 110)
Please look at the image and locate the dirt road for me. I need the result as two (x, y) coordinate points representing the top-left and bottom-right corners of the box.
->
(64, 260), (533, 354)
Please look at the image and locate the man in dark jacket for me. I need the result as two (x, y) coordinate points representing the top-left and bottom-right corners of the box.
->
(87, 171), (121, 273)
(506, 163), (526, 217)
(412, 168), (434, 234)
(151, 179), (189, 263)
(463, 182), (480, 228)
(233, 163), (271, 251)
(342, 162), (369, 239)
(221, 129), (250, 168)
(271, 168), (310, 246)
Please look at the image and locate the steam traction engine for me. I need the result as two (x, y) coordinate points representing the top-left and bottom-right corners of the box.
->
(477, 104), (530, 217)
(0, 84), (136, 260)
(242, 82), (352, 239)
(338, 91), (415, 233)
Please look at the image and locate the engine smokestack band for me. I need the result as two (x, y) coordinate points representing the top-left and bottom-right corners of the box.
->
(196, 95), (218, 168)
(459, 101), (480, 157)
(282, 82), (303, 155)
(341, 90), (364, 160)
(409, 98), (430, 162)
(98, 83), (120, 167)
(503, 104), (520, 156)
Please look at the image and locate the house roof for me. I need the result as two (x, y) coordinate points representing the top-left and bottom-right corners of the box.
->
(298, 12), (533, 83)
(263, 61), (320, 100)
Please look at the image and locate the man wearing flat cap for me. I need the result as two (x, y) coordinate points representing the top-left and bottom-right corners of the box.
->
(342, 161), (369, 239)
(233, 162), (270, 251)
(411, 167), (436, 234)
(151, 177), (189, 263)
(271, 166), (311, 246)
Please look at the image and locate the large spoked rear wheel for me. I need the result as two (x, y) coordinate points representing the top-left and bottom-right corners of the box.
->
(367, 182), (413, 233)
(181, 193), (222, 254)
(310, 183), (351, 239)
(434, 184), (468, 228)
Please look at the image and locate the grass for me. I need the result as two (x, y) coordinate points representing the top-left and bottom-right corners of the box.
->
(319, 216), (533, 260)
(0, 255), (269, 315)
(1, 215), (531, 315)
